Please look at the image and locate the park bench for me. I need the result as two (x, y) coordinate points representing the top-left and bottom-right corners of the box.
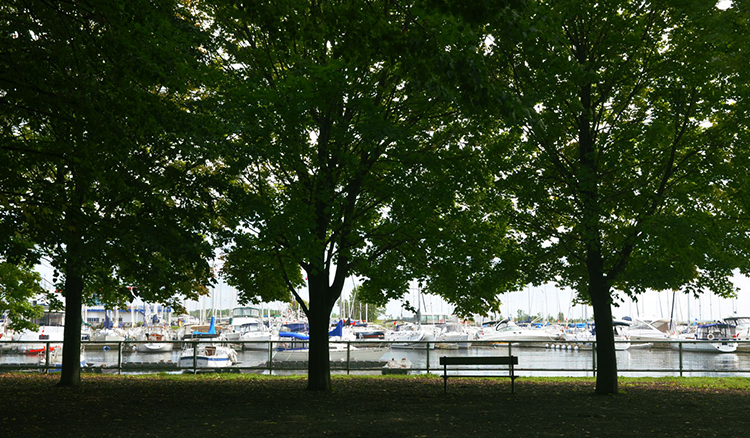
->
(439, 355), (518, 394)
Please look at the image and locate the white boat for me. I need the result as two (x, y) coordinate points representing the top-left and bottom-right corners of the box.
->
(432, 322), (471, 349)
(562, 321), (630, 350)
(723, 316), (750, 341)
(13, 310), (65, 353)
(136, 326), (174, 353)
(89, 328), (126, 346)
(224, 318), (273, 350)
(623, 318), (670, 347)
(179, 343), (238, 369)
(385, 322), (436, 349)
(671, 323), (738, 353)
(477, 319), (563, 345)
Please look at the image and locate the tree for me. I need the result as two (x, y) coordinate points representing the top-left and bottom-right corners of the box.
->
(0, 0), (217, 386)
(0, 261), (48, 331)
(483, 0), (750, 394)
(211, 0), (520, 390)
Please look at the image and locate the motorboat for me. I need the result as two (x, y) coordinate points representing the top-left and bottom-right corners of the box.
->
(89, 328), (126, 346)
(723, 316), (750, 340)
(670, 323), (738, 353)
(179, 343), (238, 369)
(432, 322), (471, 349)
(385, 322), (435, 349)
(562, 321), (630, 350)
(477, 319), (563, 345)
(224, 318), (273, 350)
(136, 326), (174, 353)
(13, 310), (65, 353)
(623, 318), (670, 348)
(272, 341), (389, 362)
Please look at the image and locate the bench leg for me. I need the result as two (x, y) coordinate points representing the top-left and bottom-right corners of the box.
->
(443, 363), (447, 393)
(510, 364), (515, 394)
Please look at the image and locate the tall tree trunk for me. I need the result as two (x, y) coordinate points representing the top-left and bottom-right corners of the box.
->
(58, 265), (83, 387)
(307, 279), (334, 391)
(589, 277), (618, 395)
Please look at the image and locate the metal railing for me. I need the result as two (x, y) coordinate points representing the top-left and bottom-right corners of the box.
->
(1, 339), (748, 377)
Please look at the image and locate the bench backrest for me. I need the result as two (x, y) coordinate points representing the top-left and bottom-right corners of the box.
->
(439, 356), (518, 366)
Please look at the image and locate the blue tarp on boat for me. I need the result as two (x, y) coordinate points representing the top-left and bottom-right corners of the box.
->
(279, 331), (310, 340)
(192, 316), (217, 335)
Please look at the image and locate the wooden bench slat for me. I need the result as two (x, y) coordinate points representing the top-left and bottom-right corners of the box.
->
(439, 356), (518, 366)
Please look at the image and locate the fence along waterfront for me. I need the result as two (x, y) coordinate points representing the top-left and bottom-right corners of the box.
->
(1, 339), (749, 377)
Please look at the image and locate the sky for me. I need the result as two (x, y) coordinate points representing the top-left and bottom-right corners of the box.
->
(176, 272), (750, 324)
(34, 253), (750, 323)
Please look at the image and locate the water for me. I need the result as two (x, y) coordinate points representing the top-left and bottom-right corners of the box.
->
(3, 343), (749, 377)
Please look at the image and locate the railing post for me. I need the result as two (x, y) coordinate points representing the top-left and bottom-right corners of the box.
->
(346, 341), (352, 375)
(592, 341), (597, 377)
(192, 340), (198, 374)
(679, 342), (683, 377)
(425, 341), (430, 373)
(268, 340), (273, 374)
(117, 341), (123, 375)
(45, 342), (51, 374)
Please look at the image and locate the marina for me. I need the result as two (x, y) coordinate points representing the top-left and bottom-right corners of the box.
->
(4, 339), (750, 378)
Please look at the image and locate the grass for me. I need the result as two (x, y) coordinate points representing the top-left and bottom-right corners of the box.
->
(1, 373), (749, 437)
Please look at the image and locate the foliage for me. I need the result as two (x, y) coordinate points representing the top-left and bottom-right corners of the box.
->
(0, 0), (217, 310)
(479, 0), (750, 393)
(212, 0), (520, 315)
(0, 261), (45, 331)
(0, 0), (219, 384)
(210, 0), (523, 389)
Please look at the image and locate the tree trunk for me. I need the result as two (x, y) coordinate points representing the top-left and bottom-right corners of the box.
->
(306, 285), (334, 391)
(58, 272), (83, 387)
(589, 278), (618, 395)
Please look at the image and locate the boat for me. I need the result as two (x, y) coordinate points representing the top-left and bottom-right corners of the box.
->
(670, 322), (738, 353)
(272, 341), (389, 362)
(723, 316), (750, 342)
(381, 357), (413, 375)
(418, 314), (471, 349)
(622, 318), (670, 348)
(179, 342), (238, 369)
(224, 318), (273, 350)
(432, 322), (471, 349)
(89, 328), (126, 347)
(136, 325), (174, 353)
(385, 322), (436, 349)
(477, 319), (563, 345)
(13, 310), (65, 353)
(561, 320), (630, 350)
(273, 321), (389, 362)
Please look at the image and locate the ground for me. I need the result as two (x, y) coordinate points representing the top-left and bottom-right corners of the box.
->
(1, 373), (748, 437)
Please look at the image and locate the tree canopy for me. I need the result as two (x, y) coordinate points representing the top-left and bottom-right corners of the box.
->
(481, 0), (750, 393)
(210, 0), (522, 390)
(0, 0), (219, 386)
